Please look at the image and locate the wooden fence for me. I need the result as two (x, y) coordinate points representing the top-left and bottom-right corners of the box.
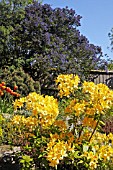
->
(90, 70), (113, 89)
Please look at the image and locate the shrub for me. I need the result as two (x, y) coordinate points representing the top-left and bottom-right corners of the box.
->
(0, 81), (20, 114)
(0, 66), (41, 97)
(1, 74), (113, 169)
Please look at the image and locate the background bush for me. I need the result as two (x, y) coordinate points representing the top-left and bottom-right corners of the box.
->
(0, 66), (41, 97)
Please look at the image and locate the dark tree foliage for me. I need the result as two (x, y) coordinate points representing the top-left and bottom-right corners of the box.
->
(0, 0), (36, 66)
(108, 28), (113, 51)
(0, 1), (106, 88)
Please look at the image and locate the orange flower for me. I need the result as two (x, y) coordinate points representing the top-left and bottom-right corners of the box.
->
(1, 82), (5, 86)
(15, 93), (20, 97)
(0, 83), (20, 97)
(10, 91), (20, 97)
(14, 85), (18, 90)
(1, 85), (6, 90)
(9, 90), (14, 94)
(5, 87), (12, 93)
(0, 90), (4, 96)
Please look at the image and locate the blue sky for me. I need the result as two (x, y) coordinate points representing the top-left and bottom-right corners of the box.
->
(42, 0), (113, 60)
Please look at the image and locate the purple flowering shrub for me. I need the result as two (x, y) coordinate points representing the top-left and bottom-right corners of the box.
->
(0, 1), (107, 88)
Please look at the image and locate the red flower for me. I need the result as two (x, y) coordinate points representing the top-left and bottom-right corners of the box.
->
(1, 82), (5, 86)
(5, 87), (12, 93)
(14, 85), (18, 90)
(1, 85), (6, 90)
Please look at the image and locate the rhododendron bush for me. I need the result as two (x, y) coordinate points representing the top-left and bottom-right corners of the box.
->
(1, 74), (113, 169)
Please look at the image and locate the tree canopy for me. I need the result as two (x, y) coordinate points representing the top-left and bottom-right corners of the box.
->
(0, 0), (106, 88)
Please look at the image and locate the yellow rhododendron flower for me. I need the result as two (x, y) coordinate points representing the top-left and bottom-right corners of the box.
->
(13, 97), (26, 110)
(82, 117), (97, 129)
(65, 99), (86, 116)
(54, 120), (67, 131)
(82, 81), (113, 115)
(0, 127), (2, 137)
(13, 92), (59, 128)
(55, 74), (80, 97)
(82, 81), (96, 94)
(47, 140), (68, 167)
(98, 145), (113, 161)
(11, 115), (26, 125)
(73, 102), (85, 116)
(9, 74), (113, 169)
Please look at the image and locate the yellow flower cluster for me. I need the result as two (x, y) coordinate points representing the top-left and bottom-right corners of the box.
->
(54, 120), (67, 131)
(55, 74), (80, 97)
(46, 133), (74, 168)
(83, 151), (98, 169)
(6, 74), (113, 169)
(11, 115), (37, 130)
(65, 99), (86, 116)
(82, 82), (113, 115)
(13, 92), (59, 128)
(47, 140), (68, 168)
(82, 117), (97, 129)
(13, 97), (26, 110)
(64, 80), (113, 117)
(0, 115), (4, 138)
(82, 132), (113, 169)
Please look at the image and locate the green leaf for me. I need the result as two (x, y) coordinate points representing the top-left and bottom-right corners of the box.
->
(78, 160), (83, 164)
(20, 160), (25, 164)
(73, 151), (81, 159)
